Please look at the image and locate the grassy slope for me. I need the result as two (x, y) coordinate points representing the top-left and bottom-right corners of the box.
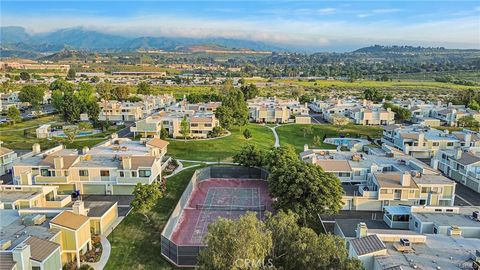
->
(276, 124), (383, 153)
(106, 166), (202, 270)
(167, 123), (274, 162)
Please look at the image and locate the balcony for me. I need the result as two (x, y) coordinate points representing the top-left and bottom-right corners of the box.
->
(35, 175), (70, 184)
(117, 177), (152, 185)
(358, 185), (378, 198)
(44, 195), (72, 208)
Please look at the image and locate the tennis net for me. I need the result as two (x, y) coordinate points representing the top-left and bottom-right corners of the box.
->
(196, 204), (266, 211)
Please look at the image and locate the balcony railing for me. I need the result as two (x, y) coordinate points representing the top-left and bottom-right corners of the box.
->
(35, 175), (70, 183)
(117, 177), (152, 185)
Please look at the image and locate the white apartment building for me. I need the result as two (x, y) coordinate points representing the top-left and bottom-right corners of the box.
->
(0, 141), (17, 176)
(247, 96), (310, 123)
(12, 135), (169, 195)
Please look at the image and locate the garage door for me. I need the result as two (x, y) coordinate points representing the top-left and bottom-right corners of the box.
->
(57, 184), (76, 195)
(112, 185), (135, 195)
(83, 184), (107, 195)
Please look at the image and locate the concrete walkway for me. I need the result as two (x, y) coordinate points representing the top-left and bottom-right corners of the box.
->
(88, 236), (111, 270)
(265, 124), (280, 147)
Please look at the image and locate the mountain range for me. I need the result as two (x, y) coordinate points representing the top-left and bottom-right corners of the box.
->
(0, 26), (284, 58)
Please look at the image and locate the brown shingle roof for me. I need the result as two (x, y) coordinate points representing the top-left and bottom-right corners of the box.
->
(316, 160), (352, 172)
(129, 156), (157, 169)
(374, 172), (418, 189)
(400, 133), (419, 140)
(0, 147), (14, 156)
(26, 236), (60, 262)
(0, 253), (15, 270)
(40, 155), (79, 169)
(50, 211), (89, 230)
(146, 138), (169, 149)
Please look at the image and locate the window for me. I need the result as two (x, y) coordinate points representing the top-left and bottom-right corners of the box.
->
(433, 227), (438, 234)
(40, 169), (50, 177)
(132, 171), (137, 177)
(139, 170), (151, 178)
(100, 170), (110, 177)
(432, 142), (439, 147)
(79, 170), (89, 177)
(119, 171), (125, 177)
(415, 221), (418, 228)
(447, 142), (454, 147)
(446, 209), (454, 212)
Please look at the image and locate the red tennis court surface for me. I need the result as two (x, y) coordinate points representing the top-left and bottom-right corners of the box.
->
(171, 178), (273, 246)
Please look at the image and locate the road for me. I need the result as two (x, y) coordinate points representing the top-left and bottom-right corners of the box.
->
(454, 183), (480, 206)
(308, 110), (327, 124)
(116, 122), (133, 138)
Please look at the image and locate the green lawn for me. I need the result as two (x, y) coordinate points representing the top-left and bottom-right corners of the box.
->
(167, 124), (274, 162)
(276, 124), (383, 153)
(106, 166), (203, 270)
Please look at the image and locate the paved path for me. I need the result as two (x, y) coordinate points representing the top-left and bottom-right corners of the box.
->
(88, 236), (111, 270)
(265, 124), (280, 147)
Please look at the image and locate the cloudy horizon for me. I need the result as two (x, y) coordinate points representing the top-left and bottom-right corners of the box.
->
(2, 1), (479, 52)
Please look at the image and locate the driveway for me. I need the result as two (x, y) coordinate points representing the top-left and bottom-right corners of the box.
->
(308, 110), (327, 124)
(454, 183), (480, 206)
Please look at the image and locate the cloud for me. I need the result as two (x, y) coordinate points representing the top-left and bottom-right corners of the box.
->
(357, 8), (402, 18)
(317, 8), (337, 15)
(1, 12), (478, 50)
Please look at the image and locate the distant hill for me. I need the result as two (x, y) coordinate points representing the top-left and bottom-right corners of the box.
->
(0, 26), (281, 58)
(352, 45), (478, 54)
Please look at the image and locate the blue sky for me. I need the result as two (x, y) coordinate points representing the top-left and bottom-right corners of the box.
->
(2, 1), (479, 51)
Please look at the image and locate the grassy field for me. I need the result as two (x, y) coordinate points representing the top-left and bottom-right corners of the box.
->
(167, 124), (274, 162)
(276, 124), (383, 153)
(106, 166), (203, 270)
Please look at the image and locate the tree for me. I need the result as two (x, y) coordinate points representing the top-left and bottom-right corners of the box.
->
(331, 114), (351, 132)
(180, 116), (190, 141)
(87, 102), (100, 124)
(96, 82), (113, 100)
(240, 83), (259, 100)
(75, 82), (96, 113)
(300, 125), (313, 137)
(265, 145), (299, 170)
(268, 160), (344, 224)
(216, 89), (248, 129)
(457, 115), (480, 129)
(233, 144), (266, 168)
(137, 81), (152, 95)
(383, 102), (412, 122)
(19, 71), (30, 81)
(243, 128), (252, 139)
(66, 68), (76, 80)
(63, 126), (78, 143)
(18, 85), (45, 112)
(221, 78), (234, 93)
(131, 182), (162, 221)
(265, 211), (364, 270)
(197, 213), (272, 270)
(468, 100), (480, 111)
(160, 126), (169, 139)
(363, 88), (383, 102)
(61, 90), (81, 123)
(112, 85), (131, 100)
(312, 135), (322, 146)
(7, 106), (21, 125)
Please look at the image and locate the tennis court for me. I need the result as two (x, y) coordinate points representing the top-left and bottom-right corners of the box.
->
(171, 178), (272, 246)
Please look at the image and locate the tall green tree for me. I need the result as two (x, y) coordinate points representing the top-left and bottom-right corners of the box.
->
(268, 160), (344, 224)
(266, 211), (364, 270)
(216, 89), (248, 129)
(112, 85), (131, 100)
(197, 213), (272, 270)
(61, 90), (81, 123)
(19, 71), (30, 81)
(7, 106), (21, 125)
(240, 83), (259, 100)
(233, 144), (266, 168)
(66, 68), (76, 80)
(131, 182), (162, 221)
(18, 85), (45, 112)
(96, 82), (113, 100)
(137, 81), (152, 95)
(180, 116), (190, 141)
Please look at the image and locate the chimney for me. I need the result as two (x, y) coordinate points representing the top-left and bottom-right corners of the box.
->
(464, 133), (472, 146)
(82, 146), (90, 154)
(12, 243), (31, 270)
(111, 133), (118, 140)
(455, 149), (462, 160)
(32, 143), (41, 154)
(122, 156), (132, 170)
(53, 156), (64, 169)
(362, 99), (367, 106)
(72, 201), (87, 216)
(304, 144), (309, 152)
(356, 222), (368, 238)
(20, 172), (32, 185)
(401, 172), (411, 187)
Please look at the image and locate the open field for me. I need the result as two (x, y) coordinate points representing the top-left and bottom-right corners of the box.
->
(167, 124), (274, 162)
(276, 124), (383, 153)
(106, 166), (204, 270)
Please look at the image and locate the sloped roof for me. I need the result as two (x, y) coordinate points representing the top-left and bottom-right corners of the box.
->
(129, 156), (157, 170)
(316, 160), (352, 172)
(0, 253), (15, 270)
(349, 234), (386, 256)
(40, 155), (79, 169)
(50, 211), (90, 230)
(0, 147), (14, 156)
(26, 236), (60, 262)
(146, 138), (169, 149)
(457, 152), (480, 165)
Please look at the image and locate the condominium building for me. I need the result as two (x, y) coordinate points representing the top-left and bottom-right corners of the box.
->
(12, 135), (169, 195)
(381, 125), (479, 158)
(312, 99), (395, 126)
(301, 144), (456, 211)
(0, 142), (17, 176)
(247, 96), (310, 124)
(131, 101), (221, 138)
(432, 149), (480, 194)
